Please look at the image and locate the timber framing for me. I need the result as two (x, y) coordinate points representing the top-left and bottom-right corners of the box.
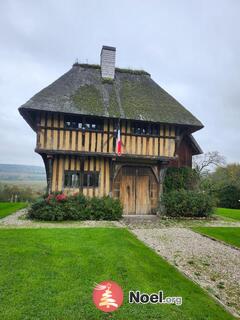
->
(19, 46), (203, 214)
(35, 112), (177, 159)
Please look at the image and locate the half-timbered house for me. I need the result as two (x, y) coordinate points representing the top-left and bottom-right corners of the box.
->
(19, 46), (203, 215)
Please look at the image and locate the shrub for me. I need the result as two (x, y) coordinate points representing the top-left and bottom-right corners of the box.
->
(161, 189), (215, 217)
(164, 167), (199, 193)
(217, 185), (240, 209)
(28, 193), (122, 221)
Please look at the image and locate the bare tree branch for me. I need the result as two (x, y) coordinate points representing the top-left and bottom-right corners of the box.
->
(193, 151), (226, 176)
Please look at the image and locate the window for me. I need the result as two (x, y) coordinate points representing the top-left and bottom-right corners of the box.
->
(131, 121), (159, 136)
(64, 116), (103, 131)
(149, 124), (160, 135)
(83, 172), (99, 187)
(64, 171), (80, 188)
(131, 122), (148, 135)
(85, 118), (100, 130)
(64, 171), (99, 188)
(65, 116), (81, 129)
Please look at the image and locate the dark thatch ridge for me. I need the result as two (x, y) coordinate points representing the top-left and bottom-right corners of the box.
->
(19, 64), (203, 129)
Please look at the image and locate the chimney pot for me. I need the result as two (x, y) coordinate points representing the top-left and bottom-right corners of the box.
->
(100, 45), (116, 79)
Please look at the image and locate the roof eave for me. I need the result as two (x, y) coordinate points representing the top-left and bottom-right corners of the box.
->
(189, 134), (203, 155)
(18, 106), (204, 131)
(18, 107), (37, 132)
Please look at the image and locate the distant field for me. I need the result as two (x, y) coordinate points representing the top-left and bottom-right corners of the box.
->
(0, 202), (28, 219)
(0, 180), (46, 190)
(0, 163), (46, 194)
(215, 208), (240, 221)
(192, 227), (240, 248)
(0, 163), (45, 182)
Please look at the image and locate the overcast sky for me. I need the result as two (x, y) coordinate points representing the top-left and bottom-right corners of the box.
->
(0, 0), (239, 166)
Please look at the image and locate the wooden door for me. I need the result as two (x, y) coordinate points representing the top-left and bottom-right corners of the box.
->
(136, 175), (151, 214)
(115, 166), (157, 215)
(120, 175), (136, 214)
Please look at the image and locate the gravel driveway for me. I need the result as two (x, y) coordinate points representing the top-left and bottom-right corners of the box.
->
(132, 227), (240, 318)
(0, 209), (122, 228)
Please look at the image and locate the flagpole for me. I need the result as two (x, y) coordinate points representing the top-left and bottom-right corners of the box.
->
(116, 118), (121, 156)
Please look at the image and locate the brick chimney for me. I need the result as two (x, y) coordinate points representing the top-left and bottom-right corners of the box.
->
(100, 45), (116, 79)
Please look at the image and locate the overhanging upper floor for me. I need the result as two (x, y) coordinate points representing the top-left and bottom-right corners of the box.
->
(34, 110), (179, 159)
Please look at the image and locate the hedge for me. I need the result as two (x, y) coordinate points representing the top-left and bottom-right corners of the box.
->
(164, 167), (199, 193)
(28, 193), (123, 221)
(161, 189), (215, 217)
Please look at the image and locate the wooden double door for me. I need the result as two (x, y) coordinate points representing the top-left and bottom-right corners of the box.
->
(116, 166), (158, 215)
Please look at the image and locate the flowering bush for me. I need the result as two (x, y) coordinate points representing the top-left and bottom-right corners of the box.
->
(55, 193), (67, 202)
(28, 193), (122, 221)
(46, 194), (54, 203)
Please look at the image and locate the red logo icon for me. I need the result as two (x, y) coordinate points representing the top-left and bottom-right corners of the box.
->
(93, 280), (124, 312)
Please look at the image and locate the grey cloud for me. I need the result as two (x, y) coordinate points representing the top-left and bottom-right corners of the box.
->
(0, 0), (239, 165)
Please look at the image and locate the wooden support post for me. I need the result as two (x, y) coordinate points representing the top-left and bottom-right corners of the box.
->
(47, 155), (54, 194)
(109, 158), (115, 197)
(158, 164), (168, 214)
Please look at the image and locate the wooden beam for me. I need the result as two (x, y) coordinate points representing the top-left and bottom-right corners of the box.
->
(46, 155), (54, 194)
(158, 165), (168, 214)
(35, 147), (177, 162)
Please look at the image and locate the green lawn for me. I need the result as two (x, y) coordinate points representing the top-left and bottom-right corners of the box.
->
(0, 228), (234, 319)
(192, 227), (240, 248)
(0, 202), (27, 219)
(215, 207), (240, 221)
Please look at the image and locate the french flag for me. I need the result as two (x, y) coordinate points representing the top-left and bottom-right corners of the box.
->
(116, 128), (122, 156)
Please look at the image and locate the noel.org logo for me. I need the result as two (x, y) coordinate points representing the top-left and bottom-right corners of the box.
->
(92, 281), (124, 312)
(93, 280), (182, 313)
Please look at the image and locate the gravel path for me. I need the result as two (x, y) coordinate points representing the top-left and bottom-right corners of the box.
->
(132, 227), (240, 318)
(0, 209), (122, 228)
(124, 218), (240, 229)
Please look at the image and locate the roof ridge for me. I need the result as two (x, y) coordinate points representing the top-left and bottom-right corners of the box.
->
(72, 63), (150, 76)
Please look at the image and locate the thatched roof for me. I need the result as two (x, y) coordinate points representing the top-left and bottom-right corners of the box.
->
(19, 64), (203, 129)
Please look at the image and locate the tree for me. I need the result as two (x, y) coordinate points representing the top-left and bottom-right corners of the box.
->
(211, 163), (240, 189)
(0, 183), (42, 202)
(217, 185), (240, 209)
(193, 151), (226, 176)
(204, 163), (240, 209)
